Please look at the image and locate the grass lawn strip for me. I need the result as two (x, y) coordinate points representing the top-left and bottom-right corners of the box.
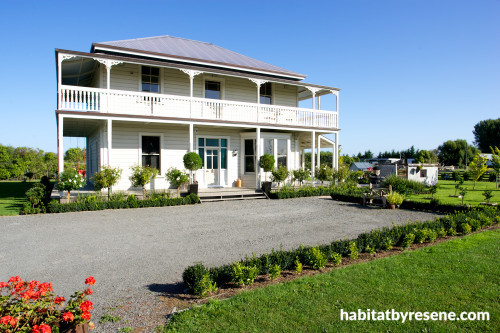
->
(162, 229), (499, 332)
(408, 180), (499, 206)
(0, 181), (36, 216)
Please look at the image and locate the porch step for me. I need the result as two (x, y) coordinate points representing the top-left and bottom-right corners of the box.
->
(198, 191), (268, 203)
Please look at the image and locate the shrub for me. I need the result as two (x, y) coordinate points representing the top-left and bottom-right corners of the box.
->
(482, 190), (494, 203)
(25, 183), (46, 209)
(294, 258), (303, 274)
(165, 167), (189, 198)
(307, 246), (327, 270)
(427, 229), (438, 242)
(129, 165), (158, 198)
(315, 164), (333, 185)
(382, 174), (426, 195)
(269, 264), (281, 280)
(193, 273), (217, 297)
(437, 228), (447, 238)
(348, 241), (359, 260)
(92, 166), (122, 200)
(271, 166), (289, 190)
(401, 233), (415, 250)
(329, 252), (342, 266)
(459, 223), (472, 235)
(57, 169), (87, 201)
(259, 154), (275, 181)
(365, 245), (376, 256)
(232, 263), (259, 286)
(382, 237), (393, 250)
(182, 263), (209, 294)
(183, 152), (202, 183)
(414, 229), (427, 243)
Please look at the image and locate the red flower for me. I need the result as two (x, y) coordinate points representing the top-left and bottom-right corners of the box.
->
(32, 324), (51, 333)
(1, 316), (13, 325)
(8, 276), (21, 283)
(85, 276), (96, 285)
(54, 296), (65, 304)
(62, 312), (75, 322)
(81, 311), (92, 321)
(9, 317), (17, 326)
(84, 288), (93, 295)
(0, 282), (8, 289)
(80, 300), (93, 312)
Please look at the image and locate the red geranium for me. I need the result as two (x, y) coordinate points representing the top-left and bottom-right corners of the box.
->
(8, 276), (21, 283)
(54, 296), (65, 304)
(32, 323), (51, 333)
(84, 276), (96, 285)
(80, 300), (93, 312)
(1, 315), (18, 326)
(0, 282), (8, 289)
(62, 312), (75, 322)
(81, 311), (92, 321)
(84, 288), (93, 295)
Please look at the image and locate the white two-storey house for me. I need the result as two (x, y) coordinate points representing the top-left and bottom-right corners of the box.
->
(56, 35), (340, 191)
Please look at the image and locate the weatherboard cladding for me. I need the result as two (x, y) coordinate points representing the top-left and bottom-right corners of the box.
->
(93, 35), (305, 79)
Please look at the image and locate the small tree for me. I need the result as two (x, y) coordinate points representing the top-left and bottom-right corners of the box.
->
(315, 164), (333, 185)
(129, 165), (158, 198)
(454, 176), (464, 196)
(459, 187), (468, 206)
(57, 169), (87, 201)
(428, 185), (439, 199)
(468, 153), (488, 190)
(482, 190), (493, 204)
(183, 152), (202, 183)
(292, 168), (310, 187)
(491, 146), (500, 188)
(92, 166), (122, 200)
(271, 166), (289, 190)
(259, 154), (275, 182)
(166, 167), (189, 198)
(332, 165), (350, 183)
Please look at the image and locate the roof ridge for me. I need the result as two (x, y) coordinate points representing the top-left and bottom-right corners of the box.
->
(100, 35), (214, 46)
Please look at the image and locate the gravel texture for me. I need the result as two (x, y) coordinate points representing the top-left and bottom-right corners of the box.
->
(0, 197), (439, 331)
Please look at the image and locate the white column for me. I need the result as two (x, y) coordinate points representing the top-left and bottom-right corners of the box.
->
(335, 132), (339, 170)
(302, 148), (305, 169)
(256, 127), (261, 189)
(189, 123), (194, 152)
(311, 131), (316, 184)
(318, 95), (321, 110)
(317, 136), (321, 167)
(107, 119), (112, 166)
(57, 114), (64, 177)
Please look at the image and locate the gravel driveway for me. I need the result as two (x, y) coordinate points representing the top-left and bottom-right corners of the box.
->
(0, 197), (439, 331)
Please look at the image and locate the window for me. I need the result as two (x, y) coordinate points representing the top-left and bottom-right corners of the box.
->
(260, 82), (272, 104)
(142, 136), (160, 170)
(264, 139), (274, 155)
(277, 139), (287, 167)
(198, 138), (227, 170)
(420, 169), (427, 178)
(142, 66), (160, 93)
(244, 139), (255, 173)
(205, 81), (221, 99)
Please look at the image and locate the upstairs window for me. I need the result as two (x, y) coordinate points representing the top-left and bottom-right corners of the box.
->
(142, 66), (160, 93)
(205, 81), (221, 99)
(260, 82), (272, 104)
(142, 136), (160, 171)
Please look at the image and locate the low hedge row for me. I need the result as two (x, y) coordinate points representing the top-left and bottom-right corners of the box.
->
(269, 185), (368, 200)
(182, 207), (499, 295)
(45, 193), (200, 213)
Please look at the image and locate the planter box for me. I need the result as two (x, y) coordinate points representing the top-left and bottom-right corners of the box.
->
(261, 181), (272, 194)
(188, 183), (198, 195)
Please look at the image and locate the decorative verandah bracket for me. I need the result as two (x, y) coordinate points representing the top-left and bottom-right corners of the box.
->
(180, 69), (203, 79)
(249, 78), (268, 88)
(249, 79), (268, 122)
(180, 69), (203, 117)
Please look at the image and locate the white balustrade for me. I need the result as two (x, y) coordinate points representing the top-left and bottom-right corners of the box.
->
(58, 85), (338, 129)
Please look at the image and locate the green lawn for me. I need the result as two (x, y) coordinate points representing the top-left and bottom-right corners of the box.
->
(0, 181), (35, 216)
(407, 180), (500, 206)
(162, 230), (500, 332)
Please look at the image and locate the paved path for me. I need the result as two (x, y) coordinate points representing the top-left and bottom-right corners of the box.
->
(0, 197), (439, 331)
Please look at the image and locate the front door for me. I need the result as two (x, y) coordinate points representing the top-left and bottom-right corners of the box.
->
(205, 148), (220, 186)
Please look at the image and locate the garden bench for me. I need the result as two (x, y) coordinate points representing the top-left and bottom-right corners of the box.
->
(362, 185), (392, 207)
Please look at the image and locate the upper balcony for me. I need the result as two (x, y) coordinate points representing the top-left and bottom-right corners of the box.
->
(56, 50), (340, 131)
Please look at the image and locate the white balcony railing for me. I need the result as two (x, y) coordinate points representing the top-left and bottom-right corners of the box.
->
(58, 85), (338, 129)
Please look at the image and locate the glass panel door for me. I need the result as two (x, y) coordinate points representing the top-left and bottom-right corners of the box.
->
(204, 148), (220, 186)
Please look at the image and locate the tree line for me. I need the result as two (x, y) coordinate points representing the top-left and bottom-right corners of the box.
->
(0, 145), (86, 180)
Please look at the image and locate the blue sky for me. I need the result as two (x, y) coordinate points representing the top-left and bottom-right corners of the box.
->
(0, 0), (498, 156)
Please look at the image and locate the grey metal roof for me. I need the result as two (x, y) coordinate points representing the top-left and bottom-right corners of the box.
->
(351, 162), (373, 169)
(92, 35), (306, 79)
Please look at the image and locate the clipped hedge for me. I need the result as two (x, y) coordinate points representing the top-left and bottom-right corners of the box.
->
(46, 193), (200, 213)
(269, 185), (368, 200)
(182, 207), (499, 294)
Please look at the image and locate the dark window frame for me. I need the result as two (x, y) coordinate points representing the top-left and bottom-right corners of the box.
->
(141, 136), (161, 171)
(260, 82), (272, 104)
(141, 66), (160, 93)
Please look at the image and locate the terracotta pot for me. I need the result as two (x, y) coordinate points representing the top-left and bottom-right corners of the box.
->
(388, 204), (396, 209)
(62, 323), (89, 333)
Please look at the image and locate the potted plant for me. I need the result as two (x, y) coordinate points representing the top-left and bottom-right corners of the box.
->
(166, 167), (190, 198)
(385, 192), (404, 209)
(183, 152), (202, 195)
(259, 154), (275, 194)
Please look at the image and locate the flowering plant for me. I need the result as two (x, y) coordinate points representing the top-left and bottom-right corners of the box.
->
(0, 276), (95, 333)
(165, 167), (189, 198)
(56, 169), (87, 201)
